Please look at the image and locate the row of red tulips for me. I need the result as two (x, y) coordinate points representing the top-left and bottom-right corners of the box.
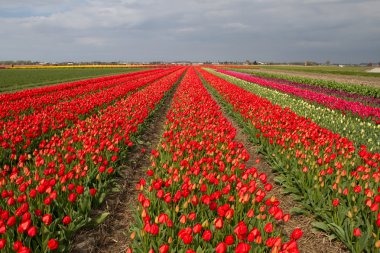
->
(128, 67), (302, 253)
(0, 68), (180, 163)
(0, 68), (185, 252)
(218, 70), (380, 124)
(0, 68), (158, 103)
(198, 68), (380, 252)
(0, 68), (162, 119)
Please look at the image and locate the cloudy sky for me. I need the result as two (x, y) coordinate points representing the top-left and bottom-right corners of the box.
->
(0, 0), (379, 63)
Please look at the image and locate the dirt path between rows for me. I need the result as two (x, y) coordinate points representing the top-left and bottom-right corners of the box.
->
(204, 82), (349, 253)
(252, 68), (380, 88)
(70, 77), (181, 253)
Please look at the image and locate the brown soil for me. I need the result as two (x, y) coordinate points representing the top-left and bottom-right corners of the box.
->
(206, 86), (349, 253)
(70, 83), (179, 253)
(253, 68), (380, 88)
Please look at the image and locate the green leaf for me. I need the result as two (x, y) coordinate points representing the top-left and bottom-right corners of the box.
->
(327, 234), (337, 241)
(291, 195), (305, 201)
(196, 246), (204, 253)
(311, 222), (330, 233)
(273, 176), (285, 184)
(95, 212), (110, 225)
(282, 186), (300, 195)
(290, 207), (307, 215)
(327, 223), (346, 242)
(98, 192), (107, 205)
(111, 186), (121, 193)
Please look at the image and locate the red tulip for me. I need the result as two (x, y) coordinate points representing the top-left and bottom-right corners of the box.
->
(234, 221), (248, 240)
(264, 222), (273, 233)
(202, 230), (212, 241)
(0, 238), (5, 249)
(13, 241), (22, 251)
(353, 228), (361, 237)
(225, 235), (235, 245)
(47, 239), (59, 250)
(159, 244), (169, 253)
(214, 217), (224, 229)
(215, 242), (227, 253)
(89, 188), (97, 196)
(150, 224), (159, 235)
(193, 223), (202, 234)
(7, 216), (16, 226)
(68, 193), (77, 202)
(181, 233), (193, 244)
(291, 228), (303, 240)
(62, 216), (72, 225)
(235, 242), (251, 253)
(27, 226), (38, 237)
(42, 214), (52, 225)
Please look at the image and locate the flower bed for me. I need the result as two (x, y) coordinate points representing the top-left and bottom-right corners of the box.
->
(128, 67), (301, 253)
(199, 67), (380, 253)
(0, 68), (185, 252)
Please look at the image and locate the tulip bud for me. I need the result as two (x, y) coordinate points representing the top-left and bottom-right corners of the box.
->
(202, 220), (209, 228)
(130, 231), (136, 240)
(141, 209), (147, 218)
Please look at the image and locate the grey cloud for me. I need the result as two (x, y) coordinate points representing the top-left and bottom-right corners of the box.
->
(0, 0), (379, 63)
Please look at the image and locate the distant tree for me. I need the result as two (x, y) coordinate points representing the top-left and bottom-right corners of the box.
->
(325, 60), (330, 65)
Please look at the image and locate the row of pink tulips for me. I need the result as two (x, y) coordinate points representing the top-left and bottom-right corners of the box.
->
(219, 70), (380, 123)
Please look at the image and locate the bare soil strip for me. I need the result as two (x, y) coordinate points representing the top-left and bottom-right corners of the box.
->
(252, 68), (380, 88)
(203, 81), (349, 253)
(367, 68), (380, 73)
(70, 75), (183, 253)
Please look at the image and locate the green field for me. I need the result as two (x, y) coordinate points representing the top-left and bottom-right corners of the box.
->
(0, 67), (145, 93)
(259, 65), (380, 77)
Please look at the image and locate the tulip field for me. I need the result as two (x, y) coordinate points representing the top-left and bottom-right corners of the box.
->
(0, 66), (379, 252)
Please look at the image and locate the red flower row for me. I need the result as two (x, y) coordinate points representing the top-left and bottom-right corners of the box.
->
(0, 67), (185, 252)
(0, 68), (179, 161)
(129, 67), (301, 253)
(0, 69), (163, 119)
